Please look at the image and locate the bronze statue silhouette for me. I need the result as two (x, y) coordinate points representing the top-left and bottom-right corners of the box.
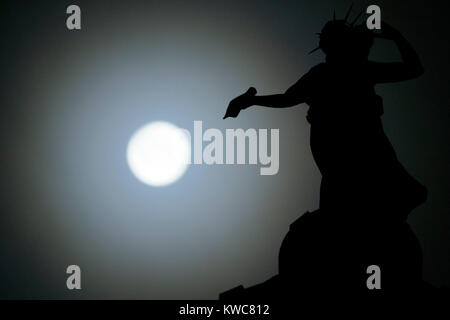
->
(220, 9), (442, 306)
(224, 17), (426, 221)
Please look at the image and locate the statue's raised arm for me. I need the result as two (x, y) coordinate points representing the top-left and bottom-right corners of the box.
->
(369, 22), (424, 83)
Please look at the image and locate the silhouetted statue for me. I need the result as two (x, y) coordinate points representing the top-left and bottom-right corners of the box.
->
(219, 8), (444, 306)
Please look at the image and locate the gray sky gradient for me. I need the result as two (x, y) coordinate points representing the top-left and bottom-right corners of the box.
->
(0, 0), (448, 298)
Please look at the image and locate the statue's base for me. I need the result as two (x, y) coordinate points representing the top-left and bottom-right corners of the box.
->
(220, 209), (435, 303)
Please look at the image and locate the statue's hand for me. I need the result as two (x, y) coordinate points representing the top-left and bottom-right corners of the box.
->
(373, 22), (401, 40)
(223, 87), (257, 119)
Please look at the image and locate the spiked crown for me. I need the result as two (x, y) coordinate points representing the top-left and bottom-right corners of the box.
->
(310, 4), (372, 56)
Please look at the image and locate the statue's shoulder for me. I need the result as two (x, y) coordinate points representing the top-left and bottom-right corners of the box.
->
(304, 62), (328, 80)
(309, 62), (327, 73)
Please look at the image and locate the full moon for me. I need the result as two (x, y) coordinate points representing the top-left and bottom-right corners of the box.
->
(127, 121), (190, 187)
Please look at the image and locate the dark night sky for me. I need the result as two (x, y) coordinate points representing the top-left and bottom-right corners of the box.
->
(0, 0), (449, 298)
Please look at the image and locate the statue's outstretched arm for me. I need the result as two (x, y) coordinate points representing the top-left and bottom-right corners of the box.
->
(223, 76), (308, 119)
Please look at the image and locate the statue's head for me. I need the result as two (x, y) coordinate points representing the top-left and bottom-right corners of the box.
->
(310, 5), (374, 62)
